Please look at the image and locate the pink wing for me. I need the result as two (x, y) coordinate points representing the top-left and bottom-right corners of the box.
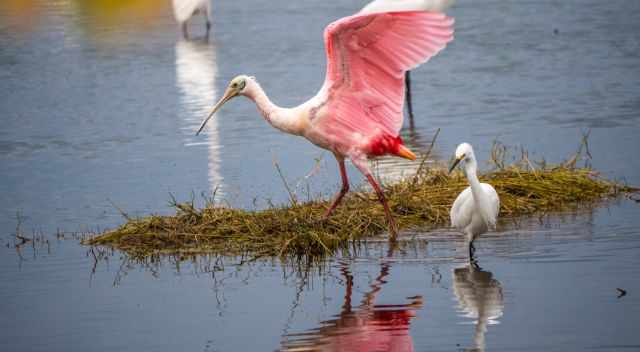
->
(313, 11), (454, 155)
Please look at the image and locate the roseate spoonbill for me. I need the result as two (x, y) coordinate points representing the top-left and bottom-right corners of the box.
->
(449, 143), (500, 258)
(171, 0), (211, 39)
(452, 262), (504, 351)
(196, 9), (454, 237)
(360, 0), (456, 125)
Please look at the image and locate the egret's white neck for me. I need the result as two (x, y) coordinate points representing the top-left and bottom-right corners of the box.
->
(465, 155), (492, 227)
(474, 312), (488, 351)
(244, 83), (304, 136)
(465, 156), (484, 210)
(464, 156), (480, 190)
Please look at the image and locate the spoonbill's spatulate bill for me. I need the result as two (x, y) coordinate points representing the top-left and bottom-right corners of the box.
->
(171, 0), (211, 39)
(449, 143), (500, 258)
(197, 8), (455, 238)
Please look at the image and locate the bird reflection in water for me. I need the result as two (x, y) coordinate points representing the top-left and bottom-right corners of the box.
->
(452, 261), (504, 351)
(280, 252), (422, 351)
(175, 39), (224, 194)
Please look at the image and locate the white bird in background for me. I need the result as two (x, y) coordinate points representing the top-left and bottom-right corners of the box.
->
(360, 0), (455, 15)
(360, 0), (455, 124)
(449, 143), (500, 259)
(171, 0), (211, 39)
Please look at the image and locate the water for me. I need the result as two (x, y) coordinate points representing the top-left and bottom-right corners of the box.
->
(1, 0), (640, 350)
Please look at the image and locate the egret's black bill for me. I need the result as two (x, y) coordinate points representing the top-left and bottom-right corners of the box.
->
(449, 157), (462, 174)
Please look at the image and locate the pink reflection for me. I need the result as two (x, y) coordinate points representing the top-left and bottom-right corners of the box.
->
(281, 253), (422, 352)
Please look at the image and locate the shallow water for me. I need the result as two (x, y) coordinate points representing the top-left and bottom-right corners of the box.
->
(1, 0), (640, 351)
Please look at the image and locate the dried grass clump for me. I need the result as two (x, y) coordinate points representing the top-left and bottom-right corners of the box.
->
(85, 139), (636, 259)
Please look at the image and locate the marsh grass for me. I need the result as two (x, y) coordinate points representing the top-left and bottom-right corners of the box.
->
(85, 139), (637, 260)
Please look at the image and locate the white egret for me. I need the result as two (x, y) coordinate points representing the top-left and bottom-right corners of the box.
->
(449, 143), (500, 258)
(171, 0), (211, 39)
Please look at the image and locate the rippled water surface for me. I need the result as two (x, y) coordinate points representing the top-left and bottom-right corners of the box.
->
(1, 0), (640, 351)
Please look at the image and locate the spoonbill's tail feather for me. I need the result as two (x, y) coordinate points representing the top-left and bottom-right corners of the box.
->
(361, 0), (455, 15)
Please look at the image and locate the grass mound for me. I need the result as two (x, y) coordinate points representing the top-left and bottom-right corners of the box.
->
(85, 146), (635, 259)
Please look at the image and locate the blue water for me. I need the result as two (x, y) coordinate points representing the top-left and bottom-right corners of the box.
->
(1, 0), (639, 351)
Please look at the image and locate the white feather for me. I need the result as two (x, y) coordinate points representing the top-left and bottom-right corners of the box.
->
(452, 264), (504, 350)
(449, 143), (500, 243)
(450, 183), (500, 241)
(360, 0), (455, 14)
(172, 0), (211, 24)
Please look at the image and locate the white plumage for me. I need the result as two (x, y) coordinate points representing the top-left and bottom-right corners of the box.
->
(171, 0), (211, 39)
(449, 143), (500, 256)
(452, 263), (503, 351)
(360, 0), (455, 14)
(172, 0), (210, 23)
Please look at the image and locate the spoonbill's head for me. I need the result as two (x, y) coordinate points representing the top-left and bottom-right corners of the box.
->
(196, 75), (255, 135)
(449, 142), (475, 173)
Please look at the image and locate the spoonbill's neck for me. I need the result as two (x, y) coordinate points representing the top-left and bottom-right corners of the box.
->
(246, 83), (278, 121)
(245, 83), (305, 136)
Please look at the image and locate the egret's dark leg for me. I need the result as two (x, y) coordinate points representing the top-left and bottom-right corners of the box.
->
(469, 240), (479, 267)
(181, 22), (189, 40)
(323, 156), (350, 219)
(364, 173), (398, 241)
(203, 12), (211, 38)
(405, 71), (415, 129)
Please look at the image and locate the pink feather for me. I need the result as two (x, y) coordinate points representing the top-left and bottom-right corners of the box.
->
(311, 11), (454, 158)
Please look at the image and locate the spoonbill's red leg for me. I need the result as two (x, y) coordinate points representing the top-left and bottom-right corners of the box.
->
(323, 156), (350, 219)
(195, 10), (455, 238)
(351, 158), (398, 239)
(364, 173), (398, 239)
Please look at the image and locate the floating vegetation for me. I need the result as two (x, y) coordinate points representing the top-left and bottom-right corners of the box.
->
(84, 139), (637, 260)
